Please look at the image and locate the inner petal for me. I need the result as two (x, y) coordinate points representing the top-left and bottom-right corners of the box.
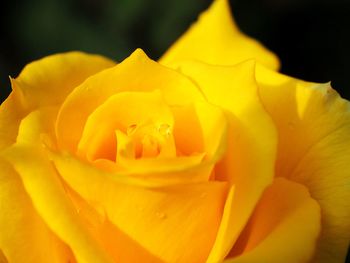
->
(77, 90), (174, 161)
(172, 101), (227, 163)
(116, 121), (176, 161)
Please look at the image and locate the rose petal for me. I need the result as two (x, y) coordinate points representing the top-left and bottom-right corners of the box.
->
(51, 151), (228, 263)
(0, 158), (74, 263)
(16, 107), (57, 148)
(256, 64), (350, 262)
(206, 185), (235, 262)
(56, 49), (204, 153)
(78, 90), (174, 161)
(224, 178), (320, 263)
(13, 51), (115, 109)
(112, 100), (228, 175)
(0, 249), (7, 262)
(0, 51), (115, 150)
(175, 59), (277, 260)
(64, 185), (164, 263)
(160, 0), (279, 70)
(52, 148), (210, 192)
(2, 144), (114, 263)
(0, 86), (26, 149)
(114, 128), (207, 175)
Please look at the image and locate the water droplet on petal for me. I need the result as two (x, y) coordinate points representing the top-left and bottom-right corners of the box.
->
(156, 211), (167, 219)
(158, 123), (171, 137)
(127, 124), (138, 135)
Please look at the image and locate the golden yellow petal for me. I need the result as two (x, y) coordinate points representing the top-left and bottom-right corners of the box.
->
(176, 60), (277, 260)
(0, 85), (26, 150)
(51, 150), (228, 263)
(0, 51), (114, 150)
(14, 51), (115, 109)
(160, 0), (279, 70)
(225, 178), (320, 263)
(0, 158), (74, 263)
(256, 64), (350, 262)
(2, 145), (114, 263)
(56, 49), (204, 153)
(78, 90), (174, 161)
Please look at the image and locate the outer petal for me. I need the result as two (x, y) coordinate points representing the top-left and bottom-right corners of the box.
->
(225, 178), (321, 263)
(176, 60), (277, 261)
(256, 64), (350, 262)
(0, 86), (26, 150)
(2, 145), (114, 263)
(160, 0), (279, 70)
(56, 49), (204, 153)
(13, 51), (115, 108)
(0, 52), (115, 149)
(52, 151), (228, 263)
(0, 158), (74, 263)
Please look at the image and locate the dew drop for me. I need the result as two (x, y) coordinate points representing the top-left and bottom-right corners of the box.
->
(158, 123), (171, 137)
(156, 211), (167, 219)
(127, 124), (138, 135)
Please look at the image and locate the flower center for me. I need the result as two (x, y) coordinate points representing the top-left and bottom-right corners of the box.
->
(124, 122), (175, 159)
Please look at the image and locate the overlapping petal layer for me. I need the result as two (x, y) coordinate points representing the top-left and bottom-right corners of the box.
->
(175, 60), (277, 261)
(77, 90), (174, 161)
(0, 52), (115, 150)
(13, 52), (115, 109)
(56, 49), (204, 153)
(256, 65), (350, 262)
(52, 150), (229, 263)
(0, 158), (74, 263)
(225, 178), (320, 263)
(3, 144), (114, 263)
(0, 86), (26, 150)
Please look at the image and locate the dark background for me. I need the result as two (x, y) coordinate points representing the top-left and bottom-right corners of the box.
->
(0, 0), (350, 261)
(1, 0), (350, 103)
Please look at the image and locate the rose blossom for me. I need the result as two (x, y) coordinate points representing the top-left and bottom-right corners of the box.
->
(0, 0), (349, 262)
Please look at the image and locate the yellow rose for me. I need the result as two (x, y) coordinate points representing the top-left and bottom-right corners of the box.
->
(0, 0), (349, 263)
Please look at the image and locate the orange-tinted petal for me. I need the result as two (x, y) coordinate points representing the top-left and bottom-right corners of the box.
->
(0, 249), (7, 263)
(78, 90), (174, 161)
(160, 0), (279, 70)
(225, 178), (320, 263)
(257, 64), (350, 262)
